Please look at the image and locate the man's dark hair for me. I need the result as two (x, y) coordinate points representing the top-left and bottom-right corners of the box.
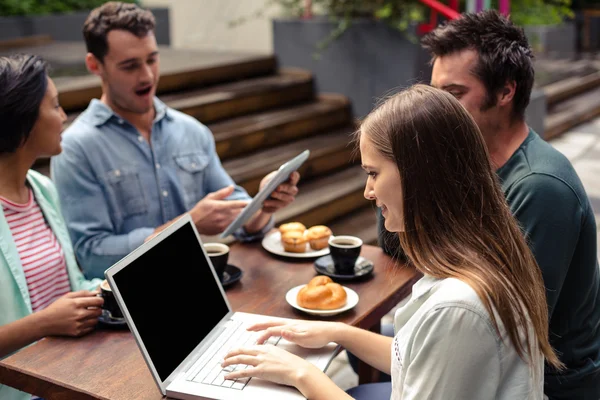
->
(83, 1), (155, 62)
(421, 10), (534, 120)
(0, 54), (48, 154)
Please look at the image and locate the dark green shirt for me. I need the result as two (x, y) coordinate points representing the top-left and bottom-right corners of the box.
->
(378, 129), (600, 399)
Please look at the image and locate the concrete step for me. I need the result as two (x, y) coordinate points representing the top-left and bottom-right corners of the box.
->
(273, 165), (370, 229)
(545, 85), (600, 140)
(61, 68), (313, 125)
(41, 44), (277, 111)
(544, 71), (600, 106)
(159, 68), (314, 123)
(210, 93), (352, 161)
(54, 68), (315, 127)
(225, 128), (357, 196)
(537, 57), (600, 140)
(326, 206), (379, 246)
(0, 34), (53, 50)
(534, 57), (600, 87)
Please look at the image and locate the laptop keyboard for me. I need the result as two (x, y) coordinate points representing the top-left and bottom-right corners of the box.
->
(185, 320), (281, 389)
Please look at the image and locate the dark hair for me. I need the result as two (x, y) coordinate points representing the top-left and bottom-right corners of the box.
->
(356, 84), (562, 369)
(421, 10), (534, 120)
(83, 1), (155, 62)
(0, 54), (49, 154)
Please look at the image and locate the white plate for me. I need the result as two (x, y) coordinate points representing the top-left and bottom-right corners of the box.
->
(285, 284), (359, 316)
(262, 231), (330, 258)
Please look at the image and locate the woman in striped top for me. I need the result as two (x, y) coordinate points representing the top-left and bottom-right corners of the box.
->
(0, 54), (104, 400)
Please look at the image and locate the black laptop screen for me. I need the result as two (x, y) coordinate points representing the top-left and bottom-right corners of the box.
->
(111, 221), (230, 382)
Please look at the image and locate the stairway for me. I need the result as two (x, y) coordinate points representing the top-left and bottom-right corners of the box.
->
(27, 42), (379, 246)
(535, 57), (600, 140)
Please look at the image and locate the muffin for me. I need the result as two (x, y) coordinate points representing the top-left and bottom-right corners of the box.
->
(306, 225), (332, 250)
(281, 230), (308, 253)
(279, 222), (307, 235)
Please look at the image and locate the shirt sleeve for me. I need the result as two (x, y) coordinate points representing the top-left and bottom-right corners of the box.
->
(504, 173), (584, 317)
(51, 139), (155, 280)
(399, 305), (501, 400)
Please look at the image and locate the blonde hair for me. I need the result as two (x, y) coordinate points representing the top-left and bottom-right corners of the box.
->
(359, 84), (561, 368)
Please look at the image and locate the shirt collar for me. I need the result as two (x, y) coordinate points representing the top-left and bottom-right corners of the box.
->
(86, 97), (172, 127)
(410, 274), (442, 300)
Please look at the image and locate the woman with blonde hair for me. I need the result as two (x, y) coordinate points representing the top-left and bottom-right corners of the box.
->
(221, 84), (562, 399)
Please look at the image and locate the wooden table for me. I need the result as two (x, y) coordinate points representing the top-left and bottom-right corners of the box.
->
(0, 241), (420, 400)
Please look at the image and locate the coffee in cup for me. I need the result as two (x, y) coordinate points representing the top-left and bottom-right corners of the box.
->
(100, 279), (123, 320)
(328, 235), (363, 275)
(204, 243), (229, 282)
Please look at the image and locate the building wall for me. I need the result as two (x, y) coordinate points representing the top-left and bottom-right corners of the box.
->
(141, 0), (278, 53)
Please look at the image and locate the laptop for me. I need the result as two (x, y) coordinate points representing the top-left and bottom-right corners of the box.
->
(104, 214), (339, 400)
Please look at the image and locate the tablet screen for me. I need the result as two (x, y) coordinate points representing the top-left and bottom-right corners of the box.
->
(220, 150), (310, 238)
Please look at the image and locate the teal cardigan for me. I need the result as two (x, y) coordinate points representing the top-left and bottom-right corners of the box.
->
(0, 170), (101, 400)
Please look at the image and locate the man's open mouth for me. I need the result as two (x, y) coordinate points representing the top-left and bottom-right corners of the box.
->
(135, 86), (152, 96)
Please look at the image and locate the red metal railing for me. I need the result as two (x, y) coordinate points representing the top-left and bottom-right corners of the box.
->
(300, 0), (471, 34)
(417, 0), (461, 34)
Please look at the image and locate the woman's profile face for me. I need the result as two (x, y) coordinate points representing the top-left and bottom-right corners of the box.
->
(359, 131), (404, 232)
(26, 77), (67, 158)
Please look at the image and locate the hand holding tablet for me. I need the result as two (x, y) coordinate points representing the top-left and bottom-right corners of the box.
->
(220, 150), (310, 238)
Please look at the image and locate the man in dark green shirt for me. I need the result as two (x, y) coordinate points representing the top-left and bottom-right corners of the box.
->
(374, 11), (600, 399)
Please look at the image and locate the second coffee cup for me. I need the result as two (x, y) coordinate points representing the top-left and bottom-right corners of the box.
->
(328, 235), (363, 275)
(100, 279), (123, 320)
(204, 242), (229, 281)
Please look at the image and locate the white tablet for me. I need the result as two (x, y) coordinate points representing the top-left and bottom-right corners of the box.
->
(220, 149), (310, 238)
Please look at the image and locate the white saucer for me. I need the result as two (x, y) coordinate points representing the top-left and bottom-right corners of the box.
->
(262, 231), (330, 258)
(285, 284), (359, 316)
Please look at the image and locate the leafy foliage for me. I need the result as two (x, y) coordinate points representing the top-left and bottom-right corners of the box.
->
(508, 0), (573, 26)
(230, 0), (574, 56)
(230, 0), (427, 55)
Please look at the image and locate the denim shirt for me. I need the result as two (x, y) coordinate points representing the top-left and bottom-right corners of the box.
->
(0, 170), (101, 400)
(51, 98), (273, 279)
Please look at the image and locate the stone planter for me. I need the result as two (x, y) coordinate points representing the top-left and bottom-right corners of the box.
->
(524, 21), (576, 59)
(0, 7), (170, 45)
(273, 17), (432, 118)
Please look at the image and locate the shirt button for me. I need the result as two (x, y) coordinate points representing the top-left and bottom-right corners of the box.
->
(138, 136), (144, 142)
(118, 119), (124, 124)
(114, 169), (121, 177)
(190, 162), (197, 168)
(155, 163), (161, 169)
(162, 190), (168, 197)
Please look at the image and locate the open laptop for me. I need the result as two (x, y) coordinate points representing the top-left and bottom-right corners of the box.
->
(104, 214), (339, 400)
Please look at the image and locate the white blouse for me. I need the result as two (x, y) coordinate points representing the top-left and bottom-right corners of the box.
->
(390, 275), (544, 400)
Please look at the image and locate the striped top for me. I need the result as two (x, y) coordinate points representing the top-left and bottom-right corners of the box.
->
(1, 189), (70, 311)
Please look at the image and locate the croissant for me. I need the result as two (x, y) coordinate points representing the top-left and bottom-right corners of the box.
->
(297, 275), (347, 310)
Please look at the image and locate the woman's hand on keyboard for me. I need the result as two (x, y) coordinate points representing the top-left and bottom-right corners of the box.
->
(222, 344), (320, 388)
(246, 320), (344, 349)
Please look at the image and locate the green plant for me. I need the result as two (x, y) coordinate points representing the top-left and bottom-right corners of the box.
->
(0, 0), (138, 17)
(230, 0), (427, 57)
(232, 0), (575, 57)
(508, 0), (573, 25)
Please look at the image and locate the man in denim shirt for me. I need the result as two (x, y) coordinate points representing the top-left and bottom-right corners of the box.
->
(51, 2), (299, 279)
